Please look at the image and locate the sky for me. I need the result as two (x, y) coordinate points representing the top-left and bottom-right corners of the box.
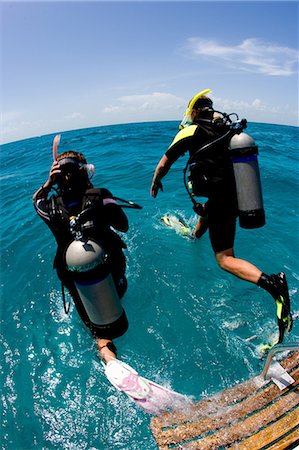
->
(1, 1), (298, 144)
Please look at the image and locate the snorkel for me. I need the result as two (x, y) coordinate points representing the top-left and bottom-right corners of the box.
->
(179, 89), (212, 130)
(51, 134), (143, 210)
(52, 134), (61, 161)
(179, 89), (247, 131)
(52, 134), (95, 179)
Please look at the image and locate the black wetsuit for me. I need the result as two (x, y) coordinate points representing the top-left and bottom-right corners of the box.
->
(33, 187), (129, 338)
(166, 122), (238, 252)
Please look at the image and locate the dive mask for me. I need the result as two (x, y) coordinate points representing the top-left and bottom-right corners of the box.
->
(58, 158), (95, 180)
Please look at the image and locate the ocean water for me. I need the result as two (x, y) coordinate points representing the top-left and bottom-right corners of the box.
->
(1, 121), (298, 450)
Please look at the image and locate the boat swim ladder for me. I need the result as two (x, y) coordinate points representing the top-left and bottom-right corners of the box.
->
(262, 343), (299, 380)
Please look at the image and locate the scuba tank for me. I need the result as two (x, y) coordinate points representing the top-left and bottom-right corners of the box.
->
(229, 132), (265, 229)
(65, 214), (128, 338)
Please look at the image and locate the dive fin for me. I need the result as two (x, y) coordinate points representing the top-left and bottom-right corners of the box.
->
(161, 214), (193, 238)
(104, 359), (188, 414)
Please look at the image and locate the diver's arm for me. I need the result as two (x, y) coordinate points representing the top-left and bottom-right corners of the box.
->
(151, 127), (194, 197)
(101, 189), (129, 232)
(32, 180), (52, 202)
(150, 154), (174, 198)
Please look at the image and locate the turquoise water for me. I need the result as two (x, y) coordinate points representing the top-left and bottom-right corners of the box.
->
(1, 121), (298, 449)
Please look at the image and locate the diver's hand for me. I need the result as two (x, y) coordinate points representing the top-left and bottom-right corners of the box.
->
(47, 160), (61, 186)
(32, 161), (61, 200)
(150, 180), (163, 198)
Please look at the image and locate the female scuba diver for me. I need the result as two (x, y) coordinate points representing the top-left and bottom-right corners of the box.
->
(32, 135), (130, 363)
(33, 136), (189, 411)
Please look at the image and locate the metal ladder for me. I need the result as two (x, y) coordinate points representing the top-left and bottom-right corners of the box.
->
(261, 343), (299, 380)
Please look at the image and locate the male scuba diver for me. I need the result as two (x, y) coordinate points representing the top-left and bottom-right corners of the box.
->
(150, 90), (293, 344)
(33, 136), (130, 363)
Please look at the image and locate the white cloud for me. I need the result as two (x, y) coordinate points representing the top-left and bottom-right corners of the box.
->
(1, 111), (43, 142)
(1, 111), (23, 123)
(1, 110), (57, 143)
(213, 97), (286, 119)
(184, 37), (298, 76)
(1, 111), (27, 134)
(252, 99), (265, 110)
(1, 110), (87, 143)
(104, 92), (185, 114)
(64, 112), (85, 120)
(214, 97), (261, 111)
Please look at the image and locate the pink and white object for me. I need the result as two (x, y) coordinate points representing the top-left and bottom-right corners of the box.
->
(105, 360), (150, 399)
(52, 134), (61, 161)
(104, 359), (187, 414)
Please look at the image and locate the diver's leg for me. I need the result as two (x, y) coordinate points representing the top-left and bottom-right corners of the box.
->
(194, 215), (209, 239)
(215, 249), (292, 341)
(215, 248), (262, 283)
(193, 202), (209, 239)
(208, 193), (261, 282)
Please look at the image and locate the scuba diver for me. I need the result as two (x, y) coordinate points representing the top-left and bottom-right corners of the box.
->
(33, 135), (135, 363)
(150, 90), (293, 344)
(32, 136), (187, 413)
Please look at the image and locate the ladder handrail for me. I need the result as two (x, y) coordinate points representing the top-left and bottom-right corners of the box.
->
(262, 343), (299, 379)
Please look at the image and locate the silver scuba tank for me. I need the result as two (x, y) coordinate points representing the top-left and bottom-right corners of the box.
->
(229, 132), (265, 229)
(65, 238), (124, 326)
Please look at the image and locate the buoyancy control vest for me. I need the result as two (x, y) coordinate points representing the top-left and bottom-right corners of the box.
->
(49, 189), (127, 251)
(187, 122), (235, 198)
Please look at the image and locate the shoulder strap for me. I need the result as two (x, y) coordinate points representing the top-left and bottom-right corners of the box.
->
(49, 194), (86, 224)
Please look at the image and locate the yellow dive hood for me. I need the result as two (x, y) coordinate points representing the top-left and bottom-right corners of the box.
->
(179, 89), (212, 130)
